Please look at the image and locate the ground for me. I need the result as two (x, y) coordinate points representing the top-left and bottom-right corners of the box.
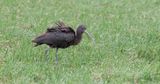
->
(0, 0), (160, 84)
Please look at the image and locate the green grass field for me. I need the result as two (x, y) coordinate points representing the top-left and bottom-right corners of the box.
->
(1, 0), (160, 83)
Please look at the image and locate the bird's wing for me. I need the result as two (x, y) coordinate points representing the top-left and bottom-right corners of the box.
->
(47, 27), (59, 32)
(55, 21), (65, 27)
(47, 21), (75, 33)
(47, 26), (75, 34)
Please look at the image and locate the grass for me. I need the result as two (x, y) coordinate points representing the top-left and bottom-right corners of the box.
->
(0, 0), (160, 83)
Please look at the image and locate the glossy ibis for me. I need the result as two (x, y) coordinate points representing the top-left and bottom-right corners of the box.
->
(32, 21), (95, 64)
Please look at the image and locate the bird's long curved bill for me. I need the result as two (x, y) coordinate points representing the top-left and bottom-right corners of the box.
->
(85, 31), (96, 44)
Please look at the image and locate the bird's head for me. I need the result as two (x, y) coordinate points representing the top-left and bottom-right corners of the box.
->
(77, 25), (86, 34)
(76, 25), (95, 44)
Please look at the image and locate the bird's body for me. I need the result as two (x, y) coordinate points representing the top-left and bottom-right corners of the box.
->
(33, 30), (75, 48)
(32, 22), (82, 48)
(32, 22), (88, 64)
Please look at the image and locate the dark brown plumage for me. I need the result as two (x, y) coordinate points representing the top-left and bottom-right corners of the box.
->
(32, 22), (87, 64)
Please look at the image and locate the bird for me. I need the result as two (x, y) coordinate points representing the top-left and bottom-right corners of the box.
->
(32, 21), (95, 64)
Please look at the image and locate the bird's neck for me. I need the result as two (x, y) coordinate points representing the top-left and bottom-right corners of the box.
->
(74, 32), (83, 45)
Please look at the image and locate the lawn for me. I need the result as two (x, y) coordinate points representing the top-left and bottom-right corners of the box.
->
(0, 0), (160, 83)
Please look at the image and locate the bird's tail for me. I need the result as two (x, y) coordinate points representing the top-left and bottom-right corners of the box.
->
(32, 38), (41, 47)
(32, 33), (46, 47)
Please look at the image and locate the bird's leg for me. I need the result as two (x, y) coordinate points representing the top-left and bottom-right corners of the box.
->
(55, 48), (58, 64)
(45, 47), (50, 61)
